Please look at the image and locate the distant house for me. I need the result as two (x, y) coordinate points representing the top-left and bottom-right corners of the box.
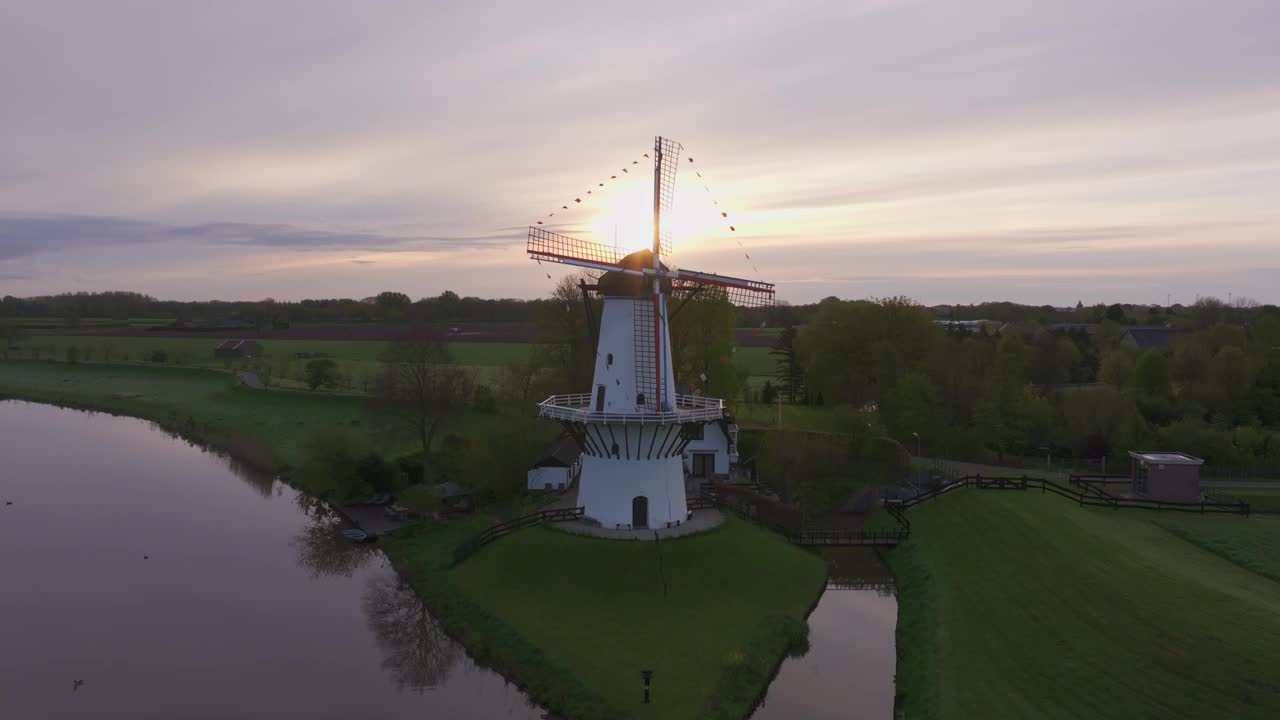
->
(681, 418), (738, 486)
(214, 339), (263, 359)
(1128, 451), (1203, 503)
(934, 319), (1001, 335)
(1120, 327), (1191, 351)
(527, 437), (582, 492)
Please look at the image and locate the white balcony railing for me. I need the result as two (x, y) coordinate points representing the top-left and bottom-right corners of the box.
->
(537, 393), (724, 424)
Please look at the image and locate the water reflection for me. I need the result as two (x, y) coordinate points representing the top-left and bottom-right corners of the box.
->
(363, 572), (463, 691)
(0, 400), (545, 720)
(752, 548), (897, 720)
(292, 513), (376, 578)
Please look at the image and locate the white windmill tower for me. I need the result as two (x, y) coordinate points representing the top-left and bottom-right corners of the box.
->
(528, 136), (774, 529)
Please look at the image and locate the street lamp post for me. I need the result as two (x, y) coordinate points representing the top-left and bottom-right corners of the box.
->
(911, 432), (921, 458)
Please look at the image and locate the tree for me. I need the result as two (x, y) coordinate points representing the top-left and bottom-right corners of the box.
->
(374, 291), (412, 320)
(372, 326), (472, 483)
(1134, 350), (1172, 397)
(883, 370), (941, 451)
(670, 291), (739, 402)
(1105, 303), (1127, 324)
(1099, 351), (1135, 389)
(304, 358), (339, 391)
(771, 325), (806, 403)
(537, 272), (597, 393)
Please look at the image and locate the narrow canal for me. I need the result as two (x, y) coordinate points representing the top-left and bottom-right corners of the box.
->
(0, 401), (543, 719)
(751, 547), (898, 720)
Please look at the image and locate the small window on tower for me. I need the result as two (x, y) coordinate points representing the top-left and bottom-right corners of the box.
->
(636, 393), (646, 406)
(607, 353), (614, 366)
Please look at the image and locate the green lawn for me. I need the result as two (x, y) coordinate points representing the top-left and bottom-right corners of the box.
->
(6, 335), (529, 389)
(735, 346), (773, 376)
(0, 359), (371, 466)
(1155, 515), (1280, 582)
(449, 517), (826, 720)
(1208, 488), (1280, 514)
(887, 490), (1280, 720)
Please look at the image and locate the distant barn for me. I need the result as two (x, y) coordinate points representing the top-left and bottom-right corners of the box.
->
(214, 339), (263, 359)
(1121, 327), (1190, 351)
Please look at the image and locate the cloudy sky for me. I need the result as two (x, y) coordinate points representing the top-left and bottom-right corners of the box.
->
(2, 0), (1278, 305)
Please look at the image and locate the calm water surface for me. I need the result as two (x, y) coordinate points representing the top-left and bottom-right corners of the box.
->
(0, 401), (543, 719)
(751, 548), (897, 720)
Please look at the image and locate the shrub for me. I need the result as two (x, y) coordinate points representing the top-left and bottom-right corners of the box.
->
(471, 383), (497, 412)
(398, 484), (441, 516)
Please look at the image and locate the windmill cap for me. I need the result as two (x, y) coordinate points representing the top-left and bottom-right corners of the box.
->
(597, 249), (673, 297)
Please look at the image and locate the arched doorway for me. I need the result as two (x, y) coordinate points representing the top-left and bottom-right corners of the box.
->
(632, 496), (648, 529)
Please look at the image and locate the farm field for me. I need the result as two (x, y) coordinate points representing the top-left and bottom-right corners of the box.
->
(4, 335), (531, 388)
(887, 489), (1280, 720)
(0, 359), (511, 467)
(448, 517), (826, 720)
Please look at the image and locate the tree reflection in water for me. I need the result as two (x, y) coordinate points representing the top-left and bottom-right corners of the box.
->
(291, 498), (374, 579)
(362, 573), (462, 692)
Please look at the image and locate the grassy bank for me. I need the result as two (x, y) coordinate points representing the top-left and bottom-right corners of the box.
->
(1155, 515), (1280, 582)
(885, 489), (1280, 719)
(446, 517), (826, 720)
(0, 359), (371, 466)
(0, 359), (516, 469)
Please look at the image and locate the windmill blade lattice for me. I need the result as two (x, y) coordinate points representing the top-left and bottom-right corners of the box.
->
(653, 137), (682, 258)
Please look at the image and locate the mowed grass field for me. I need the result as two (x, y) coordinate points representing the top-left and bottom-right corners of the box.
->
(6, 335), (531, 386)
(888, 489), (1280, 720)
(450, 517), (826, 720)
(1209, 488), (1280, 514)
(0, 359), (510, 466)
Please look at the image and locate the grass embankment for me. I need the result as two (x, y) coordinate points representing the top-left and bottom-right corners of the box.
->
(1155, 515), (1280, 583)
(0, 359), (366, 466)
(440, 516), (825, 720)
(886, 490), (1280, 720)
(0, 359), (507, 469)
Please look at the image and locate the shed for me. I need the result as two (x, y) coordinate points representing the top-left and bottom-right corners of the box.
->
(527, 437), (582, 492)
(1128, 451), (1204, 503)
(214, 339), (263, 359)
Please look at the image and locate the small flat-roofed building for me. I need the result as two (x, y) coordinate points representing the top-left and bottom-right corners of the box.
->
(1128, 451), (1204, 503)
(527, 437), (582, 492)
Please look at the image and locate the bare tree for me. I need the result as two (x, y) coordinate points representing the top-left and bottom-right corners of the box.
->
(372, 325), (472, 482)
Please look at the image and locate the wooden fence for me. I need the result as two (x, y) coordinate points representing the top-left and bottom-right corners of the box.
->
(892, 474), (1251, 516)
(453, 506), (585, 565)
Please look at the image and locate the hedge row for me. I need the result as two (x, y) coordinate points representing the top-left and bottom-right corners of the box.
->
(698, 613), (810, 720)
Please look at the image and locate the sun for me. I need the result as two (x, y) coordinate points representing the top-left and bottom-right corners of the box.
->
(587, 175), (724, 259)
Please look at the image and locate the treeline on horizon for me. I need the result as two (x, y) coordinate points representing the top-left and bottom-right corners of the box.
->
(4, 289), (1277, 329)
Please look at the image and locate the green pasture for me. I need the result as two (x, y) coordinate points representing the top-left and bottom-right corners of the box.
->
(0, 359), (510, 467)
(888, 489), (1280, 720)
(449, 517), (825, 720)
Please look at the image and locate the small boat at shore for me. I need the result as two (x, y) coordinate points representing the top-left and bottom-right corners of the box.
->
(341, 528), (375, 543)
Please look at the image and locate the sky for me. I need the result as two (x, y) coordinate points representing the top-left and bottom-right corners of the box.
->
(2, 0), (1279, 306)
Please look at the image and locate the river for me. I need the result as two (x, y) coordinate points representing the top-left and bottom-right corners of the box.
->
(0, 401), (544, 719)
(751, 548), (898, 720)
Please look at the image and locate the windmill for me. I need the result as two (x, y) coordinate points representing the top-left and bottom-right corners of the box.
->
(528, 136), (773, 529)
